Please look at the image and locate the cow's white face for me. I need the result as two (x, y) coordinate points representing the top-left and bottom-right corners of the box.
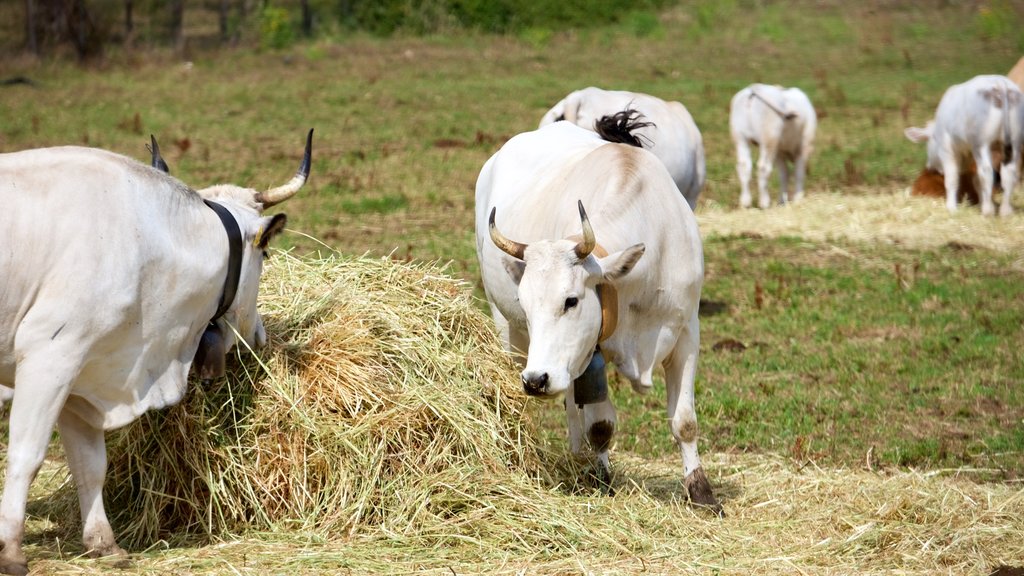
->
(506, 239), (644, 397)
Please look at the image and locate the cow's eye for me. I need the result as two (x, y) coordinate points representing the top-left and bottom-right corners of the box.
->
(564, 297), (579, 311)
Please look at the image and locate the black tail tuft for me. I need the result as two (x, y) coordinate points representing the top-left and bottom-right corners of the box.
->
(594, 109), (655, 148)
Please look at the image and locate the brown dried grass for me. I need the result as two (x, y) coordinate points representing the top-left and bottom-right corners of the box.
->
(698, 189), (1024, 255)
(33, 249), (1023, 574)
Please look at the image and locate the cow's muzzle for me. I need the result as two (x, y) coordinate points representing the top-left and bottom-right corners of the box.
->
(521, 371), (550, 396)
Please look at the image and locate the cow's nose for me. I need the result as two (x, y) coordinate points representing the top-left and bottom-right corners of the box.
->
(522, 371), (549, 396)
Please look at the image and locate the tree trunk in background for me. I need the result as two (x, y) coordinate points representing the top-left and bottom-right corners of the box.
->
(124, 0), (133, 37)
(219, 0), (229, 41)
(301, 0), (311, 37)
(170, 0), (184, 51)
(25, 0), (39, 54)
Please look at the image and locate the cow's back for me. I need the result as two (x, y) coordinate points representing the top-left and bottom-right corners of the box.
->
(935, 75), (1022, 152)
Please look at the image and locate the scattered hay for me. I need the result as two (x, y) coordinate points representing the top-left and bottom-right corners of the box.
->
(698, 190), (1024, 253)
(34, 453), (1024, 574)
(27, 251), (1023, 574)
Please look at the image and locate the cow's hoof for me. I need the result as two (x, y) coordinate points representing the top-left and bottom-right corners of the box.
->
(597, 463), (615, 496)
(86, 543), (127, 559)
(684, 466), (723, 517)
(0, 558), (28, 576)
(1000, 206), (1014, 218)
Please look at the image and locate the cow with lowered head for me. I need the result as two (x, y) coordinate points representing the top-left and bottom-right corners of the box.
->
(539, 87), (706, 211)
(0, 129), (312, 575)
(905, 74), (1023, 216)
(476, 111), (720, 514)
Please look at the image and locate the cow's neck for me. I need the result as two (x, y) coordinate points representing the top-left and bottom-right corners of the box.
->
(203, 200), (244, 323)
(567, 235), (619, 345)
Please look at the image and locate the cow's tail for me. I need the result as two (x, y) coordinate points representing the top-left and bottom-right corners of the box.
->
(1001, 82), (1020, 164)
(750, 88), (797, 121)
(594, 108), (654, 148)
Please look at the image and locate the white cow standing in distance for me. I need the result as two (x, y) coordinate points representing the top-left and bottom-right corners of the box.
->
(539, 87), (706, 211)
(905, 74), (1023, 217)
(729, 83), (817, 209)
(476, 112), (720, 513)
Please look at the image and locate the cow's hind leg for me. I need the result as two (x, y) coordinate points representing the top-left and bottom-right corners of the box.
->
(776, 157), (790, 205)
(0, 354), (80, 574)
(735, 139), (754, 209)
(998, 147), (1019, 217)
(756, 144), (776, 209)
(664, 315), (721, 514)
(793, 150), (809, 202)
(974, 147), (996, 217)
(58, 400), (125, 559)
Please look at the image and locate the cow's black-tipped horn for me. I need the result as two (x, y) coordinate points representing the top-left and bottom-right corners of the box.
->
(489, 207), (527, 260)
(256, 128), (313, 208)
(147, 134), (170, 174)
(574, 200), (595, 260)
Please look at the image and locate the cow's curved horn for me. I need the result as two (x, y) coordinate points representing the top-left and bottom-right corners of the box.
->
(488, 207), (527, 260)
(147, 135), (170, 174)
(255, 128), (313, 208)
(574, 200), (595, 260)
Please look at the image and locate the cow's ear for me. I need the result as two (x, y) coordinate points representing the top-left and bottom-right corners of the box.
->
(256, 213), (288, 250)
(599, 243), (645, 282)
(904, 124), (932, 143)
(503, 257), (526, 285)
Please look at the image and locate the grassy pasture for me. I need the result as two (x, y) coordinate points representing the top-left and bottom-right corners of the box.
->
(1, 0), (1024, 573)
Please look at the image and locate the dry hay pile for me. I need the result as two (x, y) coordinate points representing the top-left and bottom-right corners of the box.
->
(698, 189), (1024, 255)
(29, 252), (1022, 574)
(71, 253), (543, 546)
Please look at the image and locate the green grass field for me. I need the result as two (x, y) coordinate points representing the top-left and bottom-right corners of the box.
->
(1, 1), (1023, 573)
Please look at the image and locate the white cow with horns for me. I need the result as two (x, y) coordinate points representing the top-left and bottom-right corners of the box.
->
(475, 113), (720, 513)
(539, 86), (706, 211)
(0, 129), (313, 575)
(729, 83), (817, 209)
(905, 74), (1023, 217)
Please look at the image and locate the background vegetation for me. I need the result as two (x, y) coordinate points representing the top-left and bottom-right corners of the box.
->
(0, 0), (1022, 573)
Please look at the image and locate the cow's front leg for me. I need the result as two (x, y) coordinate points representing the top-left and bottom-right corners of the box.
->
(664, 316), (721, 515)
(57, 401), (125, 559)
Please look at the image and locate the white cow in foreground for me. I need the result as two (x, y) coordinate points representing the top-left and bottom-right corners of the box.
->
(539, 87), (706, 210)
(0, 130), (312, 575)
(729, 83), (817, 209)
(905, 74), (1023, 217)
(476, 114), (720, 513)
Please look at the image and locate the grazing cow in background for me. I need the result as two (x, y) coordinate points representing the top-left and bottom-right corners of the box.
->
(539, 87), (706, 210)
(0, 130), (313, 575)
(905, 75), (1023, 216)
(729, 84), (817, 209)
(911, 167), (981, 205)
(476, 113), (720, 513)
(1008, 56), (1024, 91)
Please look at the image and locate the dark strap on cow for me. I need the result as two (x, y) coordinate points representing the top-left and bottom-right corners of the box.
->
(203, 200), (243, 323)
